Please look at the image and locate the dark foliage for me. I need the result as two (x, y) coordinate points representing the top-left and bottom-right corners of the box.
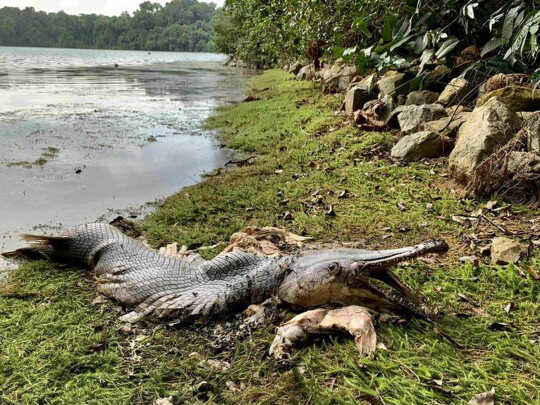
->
(0, 0), (217, 52)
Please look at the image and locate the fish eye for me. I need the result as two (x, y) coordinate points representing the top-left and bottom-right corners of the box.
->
(327, 262), (340, 273)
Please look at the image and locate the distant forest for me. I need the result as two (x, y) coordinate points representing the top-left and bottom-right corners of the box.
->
(0, 0), (217, 52)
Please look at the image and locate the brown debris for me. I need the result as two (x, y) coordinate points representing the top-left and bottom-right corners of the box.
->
(222, 226), (312, 257)
(353, 100), (387, 130)
(269, 306), (377, 359)
(485, 73), (530, 93)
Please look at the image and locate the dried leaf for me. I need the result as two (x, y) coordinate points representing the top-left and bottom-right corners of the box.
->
(338, 190), (349, 199)
(154, 397), (174, 405)
(458, 293), (479, 307)
(468, 388), (495, 405)
(485, 200), (498, 210)
(326, 205), (336, 217)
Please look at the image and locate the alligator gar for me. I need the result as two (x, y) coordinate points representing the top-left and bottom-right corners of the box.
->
(4, 223), (448, 355)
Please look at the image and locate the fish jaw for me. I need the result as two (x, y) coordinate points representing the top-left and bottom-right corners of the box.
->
(278, 239), (448, 317)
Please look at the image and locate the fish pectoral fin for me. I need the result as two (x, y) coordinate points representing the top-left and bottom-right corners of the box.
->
(269, 306), (377, 359)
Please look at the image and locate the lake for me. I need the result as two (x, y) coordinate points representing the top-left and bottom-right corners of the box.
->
(0, 46), (250, 258)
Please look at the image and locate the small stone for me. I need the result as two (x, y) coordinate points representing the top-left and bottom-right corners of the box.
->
(437, 77), (469, 106)
(289, 62), (302, 75)
(406, 90), (439, 105)
(459, 256), (479, 266)
(491, 237), (529, 265)
(296, 64), (316, 81)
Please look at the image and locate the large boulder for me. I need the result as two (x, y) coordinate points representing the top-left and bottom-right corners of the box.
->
(377, 71), (406, 98)
(395, 104), (447, 134)
(423, 110), (471, 138)
(523, 112), (540, 152)
(289, 62), (302, 75)
(345, 86), (374, 115)
(391, 131), (452, 161)
(449, 98), (521, 182)
(296, 64), (316, 81)
(406, 90), (439, 105)
(437, 77), (469, 106)
(476, 86), (540, 112)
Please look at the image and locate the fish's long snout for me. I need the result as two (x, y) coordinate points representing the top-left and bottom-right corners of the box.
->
(346, 239), (449, 318)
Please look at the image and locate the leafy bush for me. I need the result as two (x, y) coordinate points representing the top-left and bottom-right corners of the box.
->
(215, 0), (539, 73)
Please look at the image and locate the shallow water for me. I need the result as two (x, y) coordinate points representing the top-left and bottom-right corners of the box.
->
(0, 47), (250, 256)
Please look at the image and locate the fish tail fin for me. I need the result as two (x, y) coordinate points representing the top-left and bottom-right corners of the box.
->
(2, 235), (70, 259)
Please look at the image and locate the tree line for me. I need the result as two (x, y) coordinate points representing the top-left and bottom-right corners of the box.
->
(0, 0), (217, 52)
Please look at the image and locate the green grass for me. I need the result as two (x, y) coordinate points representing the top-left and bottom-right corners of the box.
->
(1, 70), (538, 404)
(6, 147), (60, 168)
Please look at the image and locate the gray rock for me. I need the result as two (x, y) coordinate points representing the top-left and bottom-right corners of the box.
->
(523, 112), (540, 152)
(424, 65), (451, 90)
(338, 65), (358, 91)
(449, 98), (521, 182)
(491, 237), (529, 265)
(477, 86), (540, 112)
(377, 71), (406, 98)
(396, 104), (447, 134)
(406, 90), (440, 105)
(323, 62), (358, 91)
(437, 77), (469, 106)
(356, 73), (378, 94)
(423, 111), (471, 138)
(378, 95), (396, 122)
(345, 86), (373, 115)
(506, 151), (540, 175)
(296, 64), (315, 81)
(391, 131), (452, 161)
(289, 62), (302, 75)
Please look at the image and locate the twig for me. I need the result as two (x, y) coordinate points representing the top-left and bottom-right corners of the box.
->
(480, 214), (513, 235)
(225, 155), (256, 166)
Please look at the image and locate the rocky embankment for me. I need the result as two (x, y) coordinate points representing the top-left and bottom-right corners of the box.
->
(285, 56), (540, 204)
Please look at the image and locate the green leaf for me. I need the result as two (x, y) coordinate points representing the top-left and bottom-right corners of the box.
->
(502, 5), (523, 41)
(389, 34), (417, 52)
(481, 38), (504, 57)
(419, 48), (434, 73)
(435, 38), (459, 59)
(383, 15), (398, 42)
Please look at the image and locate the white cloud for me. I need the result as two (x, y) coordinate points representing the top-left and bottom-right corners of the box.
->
(0, 0), (224, 15)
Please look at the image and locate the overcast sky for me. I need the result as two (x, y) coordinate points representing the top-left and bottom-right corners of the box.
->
(0, 0), (224, 16)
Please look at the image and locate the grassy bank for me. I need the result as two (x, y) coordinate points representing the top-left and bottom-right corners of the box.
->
(1, 70), (538, 404)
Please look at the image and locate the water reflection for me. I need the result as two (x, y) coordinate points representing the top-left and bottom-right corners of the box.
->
(0, 48), (251, 251)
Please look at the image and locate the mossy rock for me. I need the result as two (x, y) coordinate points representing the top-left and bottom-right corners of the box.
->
(476, 86), (540, 112)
